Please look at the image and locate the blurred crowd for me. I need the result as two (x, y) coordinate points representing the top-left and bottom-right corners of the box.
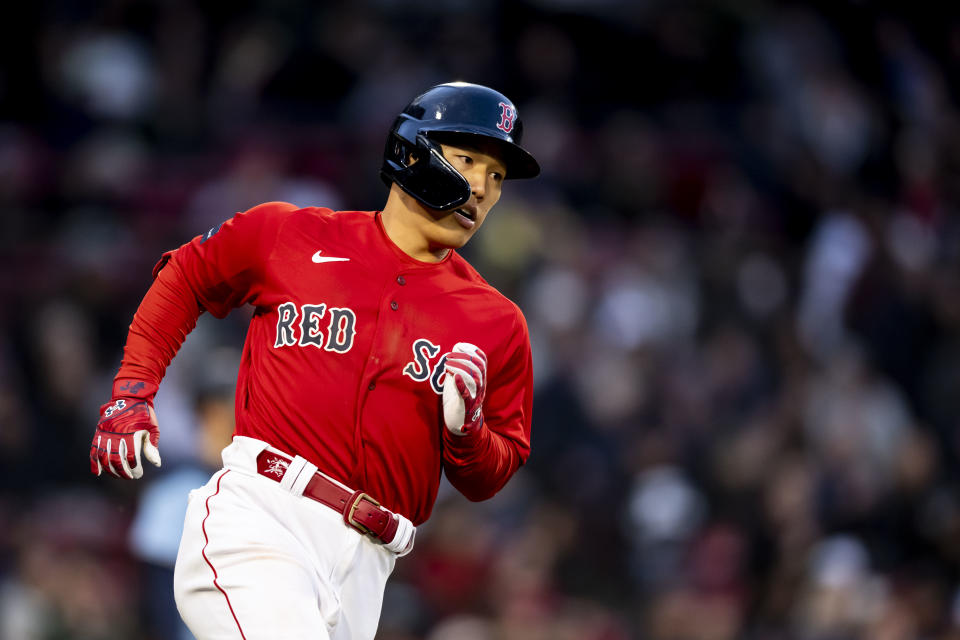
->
(2, 1), (960, 639)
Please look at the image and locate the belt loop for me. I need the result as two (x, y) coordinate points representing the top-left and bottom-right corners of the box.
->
(279, 457), (317, 497)
(385, 514), (416, 557)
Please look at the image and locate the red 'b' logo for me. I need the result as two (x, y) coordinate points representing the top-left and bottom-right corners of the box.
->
(496, 102), (516, 134)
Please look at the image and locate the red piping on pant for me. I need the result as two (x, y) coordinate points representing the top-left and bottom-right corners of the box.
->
(200, 470), (248, 639)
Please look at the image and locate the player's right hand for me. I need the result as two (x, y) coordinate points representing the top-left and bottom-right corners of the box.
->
(90, 379), (162, 479)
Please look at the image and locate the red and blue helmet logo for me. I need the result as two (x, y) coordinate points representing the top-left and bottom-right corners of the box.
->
(496, 101), (517, 134)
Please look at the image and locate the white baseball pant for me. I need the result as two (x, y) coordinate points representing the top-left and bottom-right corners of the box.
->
(173, 436), (403, 640)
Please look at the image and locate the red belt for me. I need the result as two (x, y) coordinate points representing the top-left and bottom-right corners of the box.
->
(255, 449), (400, 545)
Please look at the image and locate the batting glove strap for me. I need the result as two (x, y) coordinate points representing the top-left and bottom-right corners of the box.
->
(112, 378), (159, 401)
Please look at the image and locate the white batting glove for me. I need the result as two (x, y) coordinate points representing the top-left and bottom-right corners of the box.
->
(442, 343), (487, 436)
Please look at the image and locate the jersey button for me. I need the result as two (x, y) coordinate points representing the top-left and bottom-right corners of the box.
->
(368, 382), (376, 391)
(397, 275), (406, 285)
(390, 301), (398, 310)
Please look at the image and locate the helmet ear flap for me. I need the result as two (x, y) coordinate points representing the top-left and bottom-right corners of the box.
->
(407, 135), (471, 210)
(381, 133), (472, 211)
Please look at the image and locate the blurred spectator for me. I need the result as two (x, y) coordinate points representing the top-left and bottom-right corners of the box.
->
(0, 491), (139, 640)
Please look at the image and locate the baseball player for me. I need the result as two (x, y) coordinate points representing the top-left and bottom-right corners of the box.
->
(88, 82), (538, 640)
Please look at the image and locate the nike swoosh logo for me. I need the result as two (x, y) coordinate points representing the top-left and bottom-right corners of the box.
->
(312, 250), (350, 264)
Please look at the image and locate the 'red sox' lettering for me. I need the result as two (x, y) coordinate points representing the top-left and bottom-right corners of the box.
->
(402, 338), (450, 395)
(274, 302), (357, 353)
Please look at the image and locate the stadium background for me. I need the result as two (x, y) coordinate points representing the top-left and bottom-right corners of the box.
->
(2, 1), (960, 638)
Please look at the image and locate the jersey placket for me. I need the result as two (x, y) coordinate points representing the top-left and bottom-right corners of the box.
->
(351, 269), (411, 489)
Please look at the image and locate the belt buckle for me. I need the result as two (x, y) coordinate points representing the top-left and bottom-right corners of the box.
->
(347, 492), (381, 537)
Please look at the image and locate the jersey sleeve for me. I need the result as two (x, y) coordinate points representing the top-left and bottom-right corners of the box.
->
(157, 201), (296, 318)
(442, 306), (534, 501)
(115, 255), (201, 390)
(114, 201), (295, 392)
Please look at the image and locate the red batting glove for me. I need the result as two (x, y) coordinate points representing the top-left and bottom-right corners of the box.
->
(442, 343), (487, 436)
(90, 379), (162, 479)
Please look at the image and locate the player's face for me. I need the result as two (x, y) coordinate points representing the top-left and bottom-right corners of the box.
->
(426, 141), (506, 246)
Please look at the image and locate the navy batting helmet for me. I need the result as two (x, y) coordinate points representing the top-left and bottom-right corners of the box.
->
(380, 82), (540, 211)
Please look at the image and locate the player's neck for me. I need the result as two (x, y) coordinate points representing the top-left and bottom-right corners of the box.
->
(380, 189), (451, 263)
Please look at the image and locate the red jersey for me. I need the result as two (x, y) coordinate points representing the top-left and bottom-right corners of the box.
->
(118, 202), (533, 524)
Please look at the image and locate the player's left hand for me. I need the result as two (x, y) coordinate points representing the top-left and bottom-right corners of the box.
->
(90, 380), (162, 479)
(442, 343), (487, 436)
